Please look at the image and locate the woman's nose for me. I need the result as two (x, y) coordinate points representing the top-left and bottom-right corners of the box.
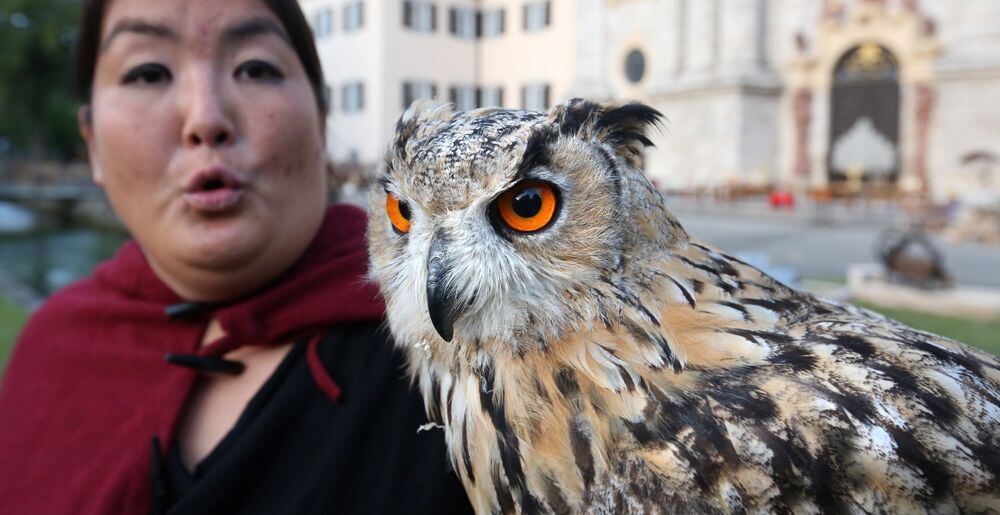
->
(180, 75), (235, 148)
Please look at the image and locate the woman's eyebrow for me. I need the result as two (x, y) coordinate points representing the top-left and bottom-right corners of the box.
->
(222, 16), (291, 47)
(99, 16), (290, 54)
(101, 19), (178, 51)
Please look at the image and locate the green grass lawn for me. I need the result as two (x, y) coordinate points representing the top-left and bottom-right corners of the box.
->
(857, 301), (1000, 356)
(802, 278), (999, 355)
(0, 296), (29, 374)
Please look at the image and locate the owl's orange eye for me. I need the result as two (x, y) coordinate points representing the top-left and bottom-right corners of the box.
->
(496, 181), (558, 233)
(386, 193), (412, 233)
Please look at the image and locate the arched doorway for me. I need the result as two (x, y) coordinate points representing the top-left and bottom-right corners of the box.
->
(828, 43), (900, 190)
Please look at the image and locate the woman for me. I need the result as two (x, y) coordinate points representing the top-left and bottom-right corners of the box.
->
(0, 0), (473, 513)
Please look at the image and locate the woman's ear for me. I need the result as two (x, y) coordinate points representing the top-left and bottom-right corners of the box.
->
(78, 105), (103, 184)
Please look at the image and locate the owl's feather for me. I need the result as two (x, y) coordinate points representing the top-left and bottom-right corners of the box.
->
(368, 99), (1000, 514)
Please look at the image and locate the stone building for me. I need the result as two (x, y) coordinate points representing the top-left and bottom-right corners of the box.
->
(300, 0), (1000, 203)
(299, 0), (578, 169)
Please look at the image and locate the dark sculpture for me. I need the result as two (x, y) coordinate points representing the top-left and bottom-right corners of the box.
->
(875, 226), (952, 289)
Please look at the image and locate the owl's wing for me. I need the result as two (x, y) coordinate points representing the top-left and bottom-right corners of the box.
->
(563, 240), (1000, 512)
(442, 239), (999, 514)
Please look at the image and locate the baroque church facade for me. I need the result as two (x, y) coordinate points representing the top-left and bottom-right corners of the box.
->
(580, 0), (1000, 202)
(305, 0), (1000, 203)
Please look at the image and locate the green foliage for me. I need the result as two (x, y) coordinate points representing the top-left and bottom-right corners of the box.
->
(0, 295), (28, 375)
(0, 0), (83, 159)
(858, 302), (1000, 356)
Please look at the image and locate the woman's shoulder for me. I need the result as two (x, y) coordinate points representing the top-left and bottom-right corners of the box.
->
(4, 264), (171, 385)
(0, 277), (115, 429)
(312, 322), (409, 386)
(305, 322), (431, 427)
(12, 277), (106, 349)
(293, 324), (474, 514)
(15, 238), (161, 347)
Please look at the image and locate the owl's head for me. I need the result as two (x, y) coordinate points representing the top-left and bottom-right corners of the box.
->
(368, 99), (685, 356)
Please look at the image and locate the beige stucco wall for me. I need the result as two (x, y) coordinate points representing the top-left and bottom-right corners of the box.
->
(929, 72), (1000, 202)
(307, 0), (575, 168)
(302, 0), (384, 164)
(379, 0), (478, 140)
(477, 0), (577, 109)
(921, 0), (1000, 202)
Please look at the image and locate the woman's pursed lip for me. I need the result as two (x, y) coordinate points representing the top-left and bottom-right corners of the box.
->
(181, 165), (248, 213)
(183, 188), (245, 213)
(182, 165), (248, 193)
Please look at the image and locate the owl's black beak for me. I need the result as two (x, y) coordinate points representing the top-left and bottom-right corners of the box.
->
(426, 230), (460, 342)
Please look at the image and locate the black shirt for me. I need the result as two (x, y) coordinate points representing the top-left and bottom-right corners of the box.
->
(151, 323), (474, 515)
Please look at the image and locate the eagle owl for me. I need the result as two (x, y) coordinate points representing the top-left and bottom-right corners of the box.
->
(366, 99), (1000, 513)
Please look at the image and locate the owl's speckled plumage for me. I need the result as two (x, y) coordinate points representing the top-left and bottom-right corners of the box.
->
(367, 99), (1000, 514)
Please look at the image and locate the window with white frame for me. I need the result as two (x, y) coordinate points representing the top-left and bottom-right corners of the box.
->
(312, 7), (333, 39)
(522, 1), (550, 31)
(521, 83), (550, 111)
(479, 8), (505, 38)
(342, 82), (365, 113)
(402, 81), (437, 109)
(403, 1), (437, 33)
(449, 7), (476, 39)
(343, 2), (363, 32)
(478, 86), (503, 108)
(448, 85), (477, 112)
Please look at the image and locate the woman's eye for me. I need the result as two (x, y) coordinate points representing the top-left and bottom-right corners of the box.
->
(494, 180), (559, 233)
(235, 60), (284, 82)
(122, 64), (172, 85)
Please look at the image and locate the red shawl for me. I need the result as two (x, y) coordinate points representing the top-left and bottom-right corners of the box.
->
(0, 204), (385, 514)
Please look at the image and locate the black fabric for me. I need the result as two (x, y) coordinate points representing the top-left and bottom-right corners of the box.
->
(152, 323), (473, 515)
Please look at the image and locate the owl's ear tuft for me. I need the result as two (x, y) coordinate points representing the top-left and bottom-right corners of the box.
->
(551, 100), (663, 168)
(593, 102), (663, 152)
(394, 100), (454, 161)
(553, 98), (602, 137)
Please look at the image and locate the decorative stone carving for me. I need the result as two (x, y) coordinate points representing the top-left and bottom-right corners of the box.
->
(793, 88), (813, 179)
(785, 0), (939, 195)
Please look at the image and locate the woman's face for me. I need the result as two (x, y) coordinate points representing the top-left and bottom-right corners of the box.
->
(81, 0), (327, 301)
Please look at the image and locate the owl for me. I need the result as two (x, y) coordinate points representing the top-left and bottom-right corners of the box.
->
(367, 99), (1000, 514)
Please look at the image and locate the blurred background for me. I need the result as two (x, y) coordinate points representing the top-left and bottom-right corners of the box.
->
(1, 0), (998, 371)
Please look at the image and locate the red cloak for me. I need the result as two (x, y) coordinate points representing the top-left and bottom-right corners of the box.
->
(0, 204), (385, 514)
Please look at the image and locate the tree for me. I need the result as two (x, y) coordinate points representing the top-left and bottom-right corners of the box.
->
(0, 0), (82, 160)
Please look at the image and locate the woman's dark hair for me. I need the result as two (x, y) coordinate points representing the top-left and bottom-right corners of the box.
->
(75, 0), (328, 120)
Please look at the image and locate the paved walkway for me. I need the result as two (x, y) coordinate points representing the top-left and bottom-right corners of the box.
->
(673, 207), (1000, 288)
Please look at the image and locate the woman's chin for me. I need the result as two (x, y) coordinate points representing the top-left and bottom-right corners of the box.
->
(135, 198), (324, 299)
(170, 216), (271, 273)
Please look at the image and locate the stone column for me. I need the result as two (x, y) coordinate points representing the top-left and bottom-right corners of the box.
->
(793, 88), (813, 187)
(719, 0), (761, 71)
(686, 0), (718, 72)
(675, 0), (687, 75)
(914, 82), (934, 195)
